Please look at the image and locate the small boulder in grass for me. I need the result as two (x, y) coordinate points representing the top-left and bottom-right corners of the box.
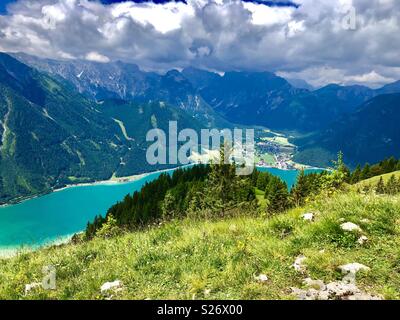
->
(339, 263), (370, 283)
(339, 263), (370, 275)
(357, 235), (368, 245)
(302, 213), (314, 222)
(254, 274), (268, 283)
(25, 282), (42, 295)
(293, 255), (307, 272)
(100, 280), (123, 293)
(340, 222), (362, 232)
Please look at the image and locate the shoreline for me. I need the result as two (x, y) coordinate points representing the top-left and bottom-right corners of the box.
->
(1, 163), (325, 208)
(0, 166), (186, 209)
(0, 164), (325, 258)
(55, 166), (184, 192)
(0, 234), (75, 259)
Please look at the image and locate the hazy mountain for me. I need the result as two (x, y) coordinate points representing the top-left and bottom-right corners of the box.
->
(15, 53), (393, 132)
(187, 69), (377, 131)
(285, 78), (315, 91)
(0, 53), (203, 203)
(377, 80), (400, 95)
(294, 93), (400, 167)
(181, 67), (221, 89)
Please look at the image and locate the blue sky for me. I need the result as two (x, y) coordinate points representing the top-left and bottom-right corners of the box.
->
(0, 0), (299, 14)
(0, 0), (14, 14)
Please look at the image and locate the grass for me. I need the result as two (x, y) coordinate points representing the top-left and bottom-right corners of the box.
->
(255, 188), (268, 211)
(353, 171), (400, 190)
(255, 153), (276, 166)
(262, 136), (294, 147)
(1, 192), (400, 300)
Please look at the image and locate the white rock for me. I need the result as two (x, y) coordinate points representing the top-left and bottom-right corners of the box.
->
(293, 255), (307, 272)
(302, 213), (314, 221)
(339, 263), (370, 274)
(254, 274), (268, 283)
(346, 293), (383, 300)
(292, 278), (382, 300)
(100, 280), (123, 293)
(340, 222), (362, 232)
(339, 263), (370, 283)
(326, 281), (360, 297)
(360, 218), (371, 224)
(357, 235), (369, 245)
(25, 282), (42, 295)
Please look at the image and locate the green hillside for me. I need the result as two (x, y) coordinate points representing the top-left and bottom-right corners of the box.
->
(0, 53), (206, 203)
(353, 171), (400, 189)
(1, 190), (399, 300)
(294, 94), (400, 167)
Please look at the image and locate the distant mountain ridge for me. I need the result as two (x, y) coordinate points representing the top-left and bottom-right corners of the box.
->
(3, 51), (400, 179)
(12, 53), (229, 128)
(13, 53), (400, 132)
(294, 93), (400, 167)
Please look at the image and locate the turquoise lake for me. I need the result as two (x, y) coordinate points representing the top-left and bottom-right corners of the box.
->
(0, 167), (322, 250)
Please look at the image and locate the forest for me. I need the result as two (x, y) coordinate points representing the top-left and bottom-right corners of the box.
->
(85, 152), (400, 240)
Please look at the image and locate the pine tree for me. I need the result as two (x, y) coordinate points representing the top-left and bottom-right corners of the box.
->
(386, 175), (399, 195)
(375, 177), (386, 194)
(256, 172), (271, 191)
(266, 177), (290, 214)
(201, 144), (254, 217)
(360, 164), (371, 180)
(322, 152), (349, 192)
(290, 170), (308, 207)
(350, 165), (362, 184)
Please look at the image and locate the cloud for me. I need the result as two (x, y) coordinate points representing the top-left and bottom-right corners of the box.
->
(86, 51), (110, 62)
(0, 0), (399, 87)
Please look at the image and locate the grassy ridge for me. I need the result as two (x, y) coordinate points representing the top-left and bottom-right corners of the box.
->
(353, 171), (400, 189)
(1, 191), (400, 300)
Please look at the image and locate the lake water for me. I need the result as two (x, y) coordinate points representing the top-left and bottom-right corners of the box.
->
(0, 167), (322, 251)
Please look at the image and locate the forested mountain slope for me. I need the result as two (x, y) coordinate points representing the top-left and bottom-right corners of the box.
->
(0, 53), (203, 203)
(294, 94), (400, 167)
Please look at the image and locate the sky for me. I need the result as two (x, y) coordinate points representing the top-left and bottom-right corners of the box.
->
(0, 0), (399, 88)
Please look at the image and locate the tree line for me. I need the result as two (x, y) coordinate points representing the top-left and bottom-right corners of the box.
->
(85, 151), (400, 240)
(349, 156), (400, 184)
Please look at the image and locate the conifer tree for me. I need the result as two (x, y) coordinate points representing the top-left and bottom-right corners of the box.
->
(360, 164), (371, 180)
(266, 177), (290, 213)
(375, 177), (386, 194)
(290, 170), (308, 207)
(386, 175), (399, 195)
(350, 165), (362, 184)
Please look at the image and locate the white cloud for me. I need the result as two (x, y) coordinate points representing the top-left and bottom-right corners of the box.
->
(0, 0), (399, 87)
(345, 71), (396, 88)
(85, 51), (110, 63)
(242, 2), (294, 26)
(111, 1), (194, 33)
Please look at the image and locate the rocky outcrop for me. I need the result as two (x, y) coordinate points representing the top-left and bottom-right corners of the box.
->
(292, 262), (382, 300)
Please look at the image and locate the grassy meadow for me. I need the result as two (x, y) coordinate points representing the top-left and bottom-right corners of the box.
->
(1, 191), (399, 300)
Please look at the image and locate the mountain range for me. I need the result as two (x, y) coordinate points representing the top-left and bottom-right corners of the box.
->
(0, 51), (399, 201)
(294, 93), (400, 167)
(15, 53), (384, 131)
(0, 53), (201, 203)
